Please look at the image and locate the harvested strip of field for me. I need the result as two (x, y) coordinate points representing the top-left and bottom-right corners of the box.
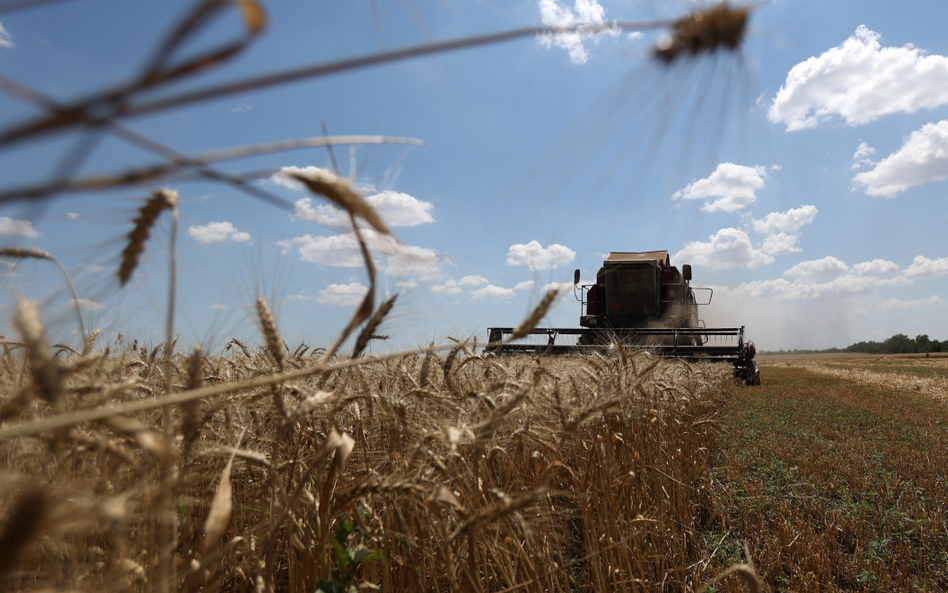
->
(768, 358), (948, 402)
(710, 364), (948, 592)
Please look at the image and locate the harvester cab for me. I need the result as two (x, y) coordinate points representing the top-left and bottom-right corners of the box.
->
(487, 250), (761, 385)
(575, 251), (708, 334)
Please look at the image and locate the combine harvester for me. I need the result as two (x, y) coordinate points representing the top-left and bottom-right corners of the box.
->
(487, 251), (760, 385)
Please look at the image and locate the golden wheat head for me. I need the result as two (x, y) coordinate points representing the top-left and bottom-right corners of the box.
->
(654, 2), (748, 64)
(511, 288), (559, 340)
(118, 188), (178, 286)
(255, 297), (284, 370)
(288, 169), (390, 235)
(351, 294), (397, 358)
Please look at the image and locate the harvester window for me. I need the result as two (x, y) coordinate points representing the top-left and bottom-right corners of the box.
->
(606, 266), (658, 316)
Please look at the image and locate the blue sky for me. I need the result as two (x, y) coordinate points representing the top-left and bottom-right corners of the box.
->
(0, 0), (947, 352)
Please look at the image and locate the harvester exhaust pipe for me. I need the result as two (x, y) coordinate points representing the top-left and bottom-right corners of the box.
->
(682, 264), (692, 282)
(573, 269), (580, 285)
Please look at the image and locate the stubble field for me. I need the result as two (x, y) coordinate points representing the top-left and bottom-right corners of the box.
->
(712, 354), (948, 592)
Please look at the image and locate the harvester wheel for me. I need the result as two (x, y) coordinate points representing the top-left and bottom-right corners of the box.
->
(749, 361), (761, 386)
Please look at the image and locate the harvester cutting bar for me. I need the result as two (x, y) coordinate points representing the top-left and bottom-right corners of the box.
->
(485, 326), (748, 362)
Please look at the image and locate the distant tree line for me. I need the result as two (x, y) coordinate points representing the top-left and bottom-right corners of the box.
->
(763, 334), (947, 355)
(845, 334), (945, 354)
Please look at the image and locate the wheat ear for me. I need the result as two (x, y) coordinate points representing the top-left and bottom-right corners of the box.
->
(256, 297), (287, 424)
(180, 344), (204, 454)
(511, 288), (559, 340)
(255, 297), (284, 371)
(118, 188), (178, 286)
(0, 248), (86, 343)
(653, 3), (748, 64)
(15, 299), (62, 404)
(82, 328), (101, 355)
(287, 169), (390, 235)
(351, 294), (397, 358)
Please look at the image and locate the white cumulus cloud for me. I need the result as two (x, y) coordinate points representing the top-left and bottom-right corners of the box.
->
(674, 228), (774, 270)
(279, 230), (443, 277)
(851, 259), (899, 276)
(0, 216), (40, 237)
(852, 142), (876, 169)
(514, 280), (536, 291)
(187, 221), (251, 244)
(292, 193), (434, 230)
(877, 295), (944, 310)
(73, 298), (104, 311)
(471, 285), (516, 300)
(275, 167), (435, 228)
(292, 197), (349, 230)
(537, 0), (614, 64)
(761, 232), (802, 256)
(726, 255), (942, 303)
(507, 241), (576, 270)
(431, 280), (463, 295)
(0, 21), (12, 48)
(852, 120), (948, 197)
(459, 275), (488, 287)
(902, 255), (948, 278)
(736, 274), (881, 301)
(769, 26), (948, 131)
(271, 165), (324, 191)
(751, 205), (818, 234)
(541, 281), (574, 298)
(672, 163), (768, 213)
(317, 282), (368, 306)
(280, 233), (365, 268)
(783, 256), (849, 283)
(368, 190), (435, 227)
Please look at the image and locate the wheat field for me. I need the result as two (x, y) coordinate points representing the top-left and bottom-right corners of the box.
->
(0, 329), (738, 592)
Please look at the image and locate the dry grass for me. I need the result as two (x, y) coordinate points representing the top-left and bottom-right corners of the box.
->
(0, 337), (738, 592)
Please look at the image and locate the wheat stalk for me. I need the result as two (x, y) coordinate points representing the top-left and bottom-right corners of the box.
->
(0, 483), (47, 581)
